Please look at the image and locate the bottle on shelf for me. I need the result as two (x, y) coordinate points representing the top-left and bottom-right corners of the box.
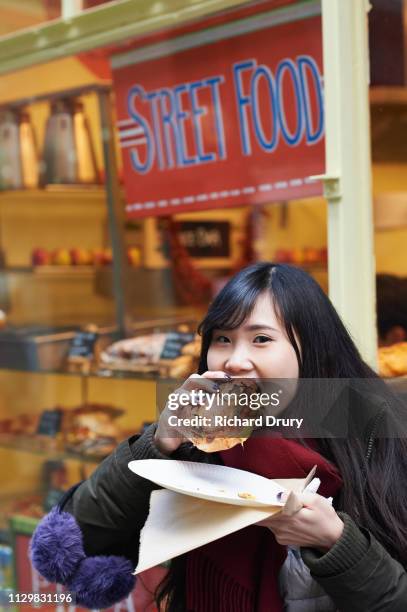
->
(73, 100), (98, 184)
(0, 110), (22, 190)
(0, 108), (39, 190)
(41, 99), (77, 185)
(19, 110), (39, 189)
(41, 97), (98, 186)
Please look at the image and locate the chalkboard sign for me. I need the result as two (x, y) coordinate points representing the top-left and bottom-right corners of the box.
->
(178, 221), (230, 257)
(160, 332), (195, 360)
(68, 330), (98, 360)
(37, 409), (63, 437)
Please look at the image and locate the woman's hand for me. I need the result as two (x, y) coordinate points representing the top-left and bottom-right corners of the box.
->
(258, 492), (344, 552)
(154, 371), (228, 454)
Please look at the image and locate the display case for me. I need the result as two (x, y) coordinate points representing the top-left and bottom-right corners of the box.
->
(0, 82), (172, 608)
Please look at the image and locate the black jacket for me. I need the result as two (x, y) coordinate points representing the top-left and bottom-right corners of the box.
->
(59, 390), (407, 611)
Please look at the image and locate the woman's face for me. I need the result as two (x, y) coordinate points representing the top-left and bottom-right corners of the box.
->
(207, 292), (300, 379)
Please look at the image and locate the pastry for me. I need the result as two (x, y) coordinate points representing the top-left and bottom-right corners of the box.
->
(378, 342), (407, 377)
(191, 436), (247, 453)
(189, 378), (259, 452)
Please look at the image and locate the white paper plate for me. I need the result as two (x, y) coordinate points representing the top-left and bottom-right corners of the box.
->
(128, 459), (286, 507)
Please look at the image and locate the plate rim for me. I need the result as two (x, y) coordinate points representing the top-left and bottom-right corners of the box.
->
(128, 459), (286, 507)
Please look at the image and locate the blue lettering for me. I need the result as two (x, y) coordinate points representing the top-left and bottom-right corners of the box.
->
(174, 84), (197, 166)
(233, 60), (256, 156)
(205, 76), (226, 160)
(276, 59), (304, 146)
(146, 91), (164, 169)
(159, 88), (178, 168)
(190, 80), (216, 163)
(127, 85), (154, 174)
(251, 65), (279, 152)
(297, 55), (324, 144)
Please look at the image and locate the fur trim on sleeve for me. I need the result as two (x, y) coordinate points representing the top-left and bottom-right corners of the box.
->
(69, 556), (135, 609)
(30, 508), (85, 584)
(30, 507), (136, 609)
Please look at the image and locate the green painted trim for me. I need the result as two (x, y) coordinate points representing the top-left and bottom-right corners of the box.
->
(9, 514), (40, 536)
(112, 0), (320, 68)
(0, 0), (251, 76)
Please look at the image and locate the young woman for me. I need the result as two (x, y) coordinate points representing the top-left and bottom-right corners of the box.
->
(31, 263), (407, 611)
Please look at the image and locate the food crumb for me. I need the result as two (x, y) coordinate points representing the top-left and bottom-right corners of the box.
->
(238, 492), (256, 500)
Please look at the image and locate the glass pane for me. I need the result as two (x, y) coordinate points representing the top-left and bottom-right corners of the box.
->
(369, 0), (407, 386)
(0, 89), (118, 379)
(109, 0), (326, 381)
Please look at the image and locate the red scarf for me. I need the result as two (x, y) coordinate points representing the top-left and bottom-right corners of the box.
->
(186, 438), (342, 612)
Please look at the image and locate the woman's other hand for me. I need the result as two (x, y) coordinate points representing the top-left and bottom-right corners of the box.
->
(154, 371), (227, 454)
(257, 492), (344, 552)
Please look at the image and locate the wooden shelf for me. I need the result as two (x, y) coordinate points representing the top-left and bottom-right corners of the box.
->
(33, 265), (96, 278)
(370, 87), (407, 105)
(0, 436), (101, 464)
(0, 185), (108, 210)
(0, 187), (111, 269)
(274, 262), (327, 270)
(2, 266), (97, 278)
(0, 364), (163, 382)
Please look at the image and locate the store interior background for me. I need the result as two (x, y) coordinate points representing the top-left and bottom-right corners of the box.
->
(0, 0), (405, 601)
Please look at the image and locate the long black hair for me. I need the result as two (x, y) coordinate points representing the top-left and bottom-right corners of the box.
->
(157, 262), (407, 610)
(198, 262), (374, 377)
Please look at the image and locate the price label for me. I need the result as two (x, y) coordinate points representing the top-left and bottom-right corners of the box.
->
(160, 332), (195, 361)
(37, 409), (62, 436)
(68, 331), (98, 360)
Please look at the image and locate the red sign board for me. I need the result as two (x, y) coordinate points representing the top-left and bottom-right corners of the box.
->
(111, 3), (324, 218)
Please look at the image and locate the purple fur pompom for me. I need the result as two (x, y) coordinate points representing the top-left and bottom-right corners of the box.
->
(69, 556), (136, 609)
(30, 508), (85, 584)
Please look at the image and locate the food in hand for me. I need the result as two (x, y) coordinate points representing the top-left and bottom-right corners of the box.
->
(189, 378), (259, 452)
(191, 436), (247, 453)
